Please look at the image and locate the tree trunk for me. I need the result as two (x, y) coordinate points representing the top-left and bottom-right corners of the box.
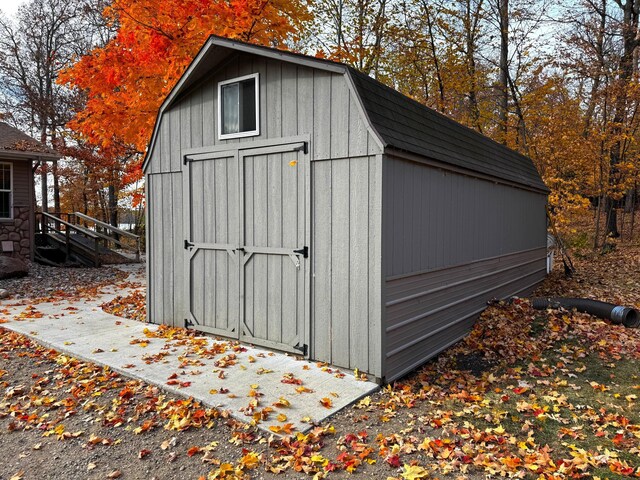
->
(422, 0), (445, 112)
(498, 0), (509, 144)
(52, 159), (60, 214)
(108, 183), (119, 241)
(605, 197), (619, 238)
(465, 0), (483, 132)
(40, 168), (48, 213)
(582, 0), (606, 136)
(605, 0), (638, 237)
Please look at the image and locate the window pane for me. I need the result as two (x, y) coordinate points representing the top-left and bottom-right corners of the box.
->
(0, 192), (9, 218)
(0, 165), (9, 191)
(240, 78), (256, 132)
(221, 83), (239, 135)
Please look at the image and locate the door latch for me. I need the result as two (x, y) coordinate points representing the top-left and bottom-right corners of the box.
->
(293, 246), (308, 258)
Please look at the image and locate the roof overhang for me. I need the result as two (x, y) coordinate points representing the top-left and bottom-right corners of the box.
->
(386, 147), (550, 195)
(0, 150), (61, 161)
(143, 36), (347, 173)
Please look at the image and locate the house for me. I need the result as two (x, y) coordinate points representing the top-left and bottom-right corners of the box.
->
(144, 36), (549, 383)
(0, 121), (60, 261)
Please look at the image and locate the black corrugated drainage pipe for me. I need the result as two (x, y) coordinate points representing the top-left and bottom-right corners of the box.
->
(531, 297), (640, 328)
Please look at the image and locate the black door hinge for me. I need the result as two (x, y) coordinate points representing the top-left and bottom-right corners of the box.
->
(294, 343), (308, 356)
(293, 246), (308, 258)
(183, 155), (190, 165)
(294, 142), (308, 155)
(184, 240), (194, 250)
(184, 318), (193, 328)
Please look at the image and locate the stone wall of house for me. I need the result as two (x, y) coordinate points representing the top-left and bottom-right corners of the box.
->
(0, 206), (31, 260)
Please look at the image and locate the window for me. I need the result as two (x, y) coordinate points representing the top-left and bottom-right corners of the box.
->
(218, 73), (259, 139)
(0, 163), (11, 219)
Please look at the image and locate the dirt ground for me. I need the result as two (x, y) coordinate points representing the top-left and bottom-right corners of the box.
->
(1, 244), (639, 479)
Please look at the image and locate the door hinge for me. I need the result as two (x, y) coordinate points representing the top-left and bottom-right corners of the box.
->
(294, 343), (308, 356)
(184, 318), (193, 328)
(294, 142), (308, 155)
(293, 246), (308, 258)
(183, 155), (190, 165)
(184, 239), (194, 250)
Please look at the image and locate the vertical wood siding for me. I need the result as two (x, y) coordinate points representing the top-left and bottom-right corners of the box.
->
(312, 155), (382, 378)
(146, 172), (183, 326)
(146, 53), (384, 377)
(382, 156), (547, 381)
(149, 52), (381, 172)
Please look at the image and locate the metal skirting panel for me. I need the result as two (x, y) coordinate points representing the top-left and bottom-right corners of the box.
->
(384, 248), (547, 382)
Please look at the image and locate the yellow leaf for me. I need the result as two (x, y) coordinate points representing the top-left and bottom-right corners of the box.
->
(240, 451), (260, 469)
(401, 464), (429, 480)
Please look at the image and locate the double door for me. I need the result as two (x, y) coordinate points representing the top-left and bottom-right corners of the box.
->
(184, 142), (309, 354)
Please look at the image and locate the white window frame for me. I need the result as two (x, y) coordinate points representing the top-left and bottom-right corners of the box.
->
(217, 73), (260, 140)
(0, 162), (12, 220)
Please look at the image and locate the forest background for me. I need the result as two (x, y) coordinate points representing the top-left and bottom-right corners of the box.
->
(1, 0), (639, 249)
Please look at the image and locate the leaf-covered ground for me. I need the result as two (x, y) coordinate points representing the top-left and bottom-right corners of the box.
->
(1, 246), (640, 479)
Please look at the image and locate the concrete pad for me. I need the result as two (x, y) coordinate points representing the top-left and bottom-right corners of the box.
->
(0, 268), (378, 435)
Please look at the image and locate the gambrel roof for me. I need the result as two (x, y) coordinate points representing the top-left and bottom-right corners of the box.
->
(146, 36), (548, 193)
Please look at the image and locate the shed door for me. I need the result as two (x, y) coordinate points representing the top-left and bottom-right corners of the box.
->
(239, 145), (309, 354)
(184, 142), (309, 355)
(184, 151), (240, 338)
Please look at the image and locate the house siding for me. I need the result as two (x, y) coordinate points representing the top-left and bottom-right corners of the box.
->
(0, 159), (33, 260)
(382, 155), (547, 381)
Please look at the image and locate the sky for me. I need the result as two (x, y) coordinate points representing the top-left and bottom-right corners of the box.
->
(0, 0), (24, 17)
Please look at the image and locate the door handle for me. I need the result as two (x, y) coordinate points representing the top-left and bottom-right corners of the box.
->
(293, 246), (308, 258)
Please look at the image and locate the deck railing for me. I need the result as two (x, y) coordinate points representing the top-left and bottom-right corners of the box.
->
(72, 212), (141, 262)
(36, 211), (101, 267)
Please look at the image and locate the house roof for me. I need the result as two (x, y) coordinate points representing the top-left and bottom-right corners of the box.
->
(0, 121), (60, 159)
(145, 36), (548, 193)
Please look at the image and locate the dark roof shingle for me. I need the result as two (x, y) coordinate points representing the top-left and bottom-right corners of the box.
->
(0, 122), (60, 157)
(347, 68), (548, 192)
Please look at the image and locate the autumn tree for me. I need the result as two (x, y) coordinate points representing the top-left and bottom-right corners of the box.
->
(556, 0), (640, 242)
(311, 0), (391, 76)
(61, 0), (311, 157)
(0, 0), (103, 212)
(59, 0), (310, 230)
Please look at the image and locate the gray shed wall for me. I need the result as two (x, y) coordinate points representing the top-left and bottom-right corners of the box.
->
(311, 154), (382, 377)
(382, 155), (547, 381)
(146, 54), (384, 377)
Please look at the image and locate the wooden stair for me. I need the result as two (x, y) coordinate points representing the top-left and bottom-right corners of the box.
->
(35, 212), (141, 267)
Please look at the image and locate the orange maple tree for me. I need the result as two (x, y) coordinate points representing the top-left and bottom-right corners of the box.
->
(59, 0), (310, 178)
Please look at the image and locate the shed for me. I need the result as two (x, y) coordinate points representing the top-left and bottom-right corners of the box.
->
(0, 122), (60, 261)
(144, 36), (549, 383)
